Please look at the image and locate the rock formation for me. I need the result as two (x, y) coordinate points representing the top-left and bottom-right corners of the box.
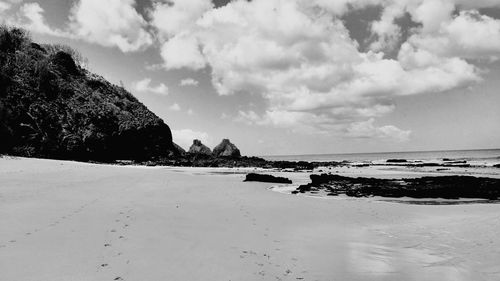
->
(212, 139), (241, 158)
(188, 139), (212, 155)
(244, 173), (292, 184)
(294, 174), (500, 200)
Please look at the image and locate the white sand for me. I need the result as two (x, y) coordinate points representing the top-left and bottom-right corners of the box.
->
(1, 157), (500, 281)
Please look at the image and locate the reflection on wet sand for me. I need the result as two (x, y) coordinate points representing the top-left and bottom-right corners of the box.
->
(348, 242), (468, 281)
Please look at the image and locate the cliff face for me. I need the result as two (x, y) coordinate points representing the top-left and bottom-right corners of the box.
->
(0, 26), (174, 161)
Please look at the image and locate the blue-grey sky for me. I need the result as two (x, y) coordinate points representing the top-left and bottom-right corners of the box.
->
(1, 0), (500, 155)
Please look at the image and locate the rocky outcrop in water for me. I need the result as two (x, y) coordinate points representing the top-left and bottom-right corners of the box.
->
(244, 173), (292, 184)
(294, 174), (500, 200)
(212, 139), (241, 158)
(188, 139), (211, 155)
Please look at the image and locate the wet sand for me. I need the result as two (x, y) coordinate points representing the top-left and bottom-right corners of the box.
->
(1, 157), (500, 281)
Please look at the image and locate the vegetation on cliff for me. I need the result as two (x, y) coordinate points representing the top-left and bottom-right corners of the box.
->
(0, 26), (174, 161)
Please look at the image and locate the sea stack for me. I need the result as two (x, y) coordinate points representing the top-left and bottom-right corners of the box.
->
(212, 139), (241, 158)
(188, 139), (212, 155)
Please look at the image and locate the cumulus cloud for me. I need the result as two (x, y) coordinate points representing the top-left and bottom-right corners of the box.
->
(405, 10), (500, 61)
(0, 1), (12, 13)
(151, 0), (213, 39)
(68, 0), (153, 52)
(133, 78), (169, 95)
(345, 118), (411, 142)
(179, 78), (199, 86)
(150, 0), (500, 140)
(367, 0), (500, 61)
(160, 33), (206, 70)
(0, 0), (21, 12)
(172, 128), (210, 149)
(11, 3), (66, 36)
(2, 0), (152, 52)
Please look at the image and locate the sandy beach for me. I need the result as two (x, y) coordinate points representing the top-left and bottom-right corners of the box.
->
(1, 157), (500, 281)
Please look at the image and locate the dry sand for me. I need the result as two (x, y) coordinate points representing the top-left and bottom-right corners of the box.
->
(1, 157), (500, 281)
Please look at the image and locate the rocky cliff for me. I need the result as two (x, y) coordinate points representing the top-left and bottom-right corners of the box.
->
(0, 26), (174, 161)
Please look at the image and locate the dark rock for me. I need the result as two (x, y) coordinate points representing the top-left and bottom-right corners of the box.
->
(51, 51), (80, 76)
(295, 174), (500, 200)
(244, 173), (292, 184)
(188, 139), (212, 155)
(443, 160), (467, 164)
(212, 139), (241, 158)
(494, 164), (500, 168)
(30, 42), (46, 53)
(386, 159), (408, 163)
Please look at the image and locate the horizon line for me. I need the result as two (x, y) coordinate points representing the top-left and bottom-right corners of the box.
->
(259, 147), (500, 158)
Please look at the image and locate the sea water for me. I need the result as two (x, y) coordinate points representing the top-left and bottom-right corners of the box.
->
(262, 149), (500, 166)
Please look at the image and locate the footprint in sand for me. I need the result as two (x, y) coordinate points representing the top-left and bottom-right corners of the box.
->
(101, 263), (108, 267)
(113, 277), (123, 280)
(104, 243), (111, 247)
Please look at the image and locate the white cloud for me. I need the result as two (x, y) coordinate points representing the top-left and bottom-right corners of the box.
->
(172, 128), (210, 150)
(133, 78), (169, 95)
(5, 3), (66, 37)
(151, 0), (213, 39)
(0, 2), (11, 13)
(345, 118), (411, 142)
(405, 10), (500, 61)
(0, 0), (21, 13)
(149, 0), (496, 141)
(187, 108), (194, 116)
(169, 103), (181, 111)
(2, 0), (153, 52)
(179, 78), (199, 86)
(68, 0), (153, 52)
(160, 33), (206, 70)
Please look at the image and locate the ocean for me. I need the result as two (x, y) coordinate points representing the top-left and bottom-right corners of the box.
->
(262, 148), (500, 166)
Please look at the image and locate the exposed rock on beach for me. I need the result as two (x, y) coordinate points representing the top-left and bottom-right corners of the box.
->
(294, 174), (500, 200)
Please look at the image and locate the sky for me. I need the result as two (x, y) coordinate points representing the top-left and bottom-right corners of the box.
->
(1, 0), (500, 156)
